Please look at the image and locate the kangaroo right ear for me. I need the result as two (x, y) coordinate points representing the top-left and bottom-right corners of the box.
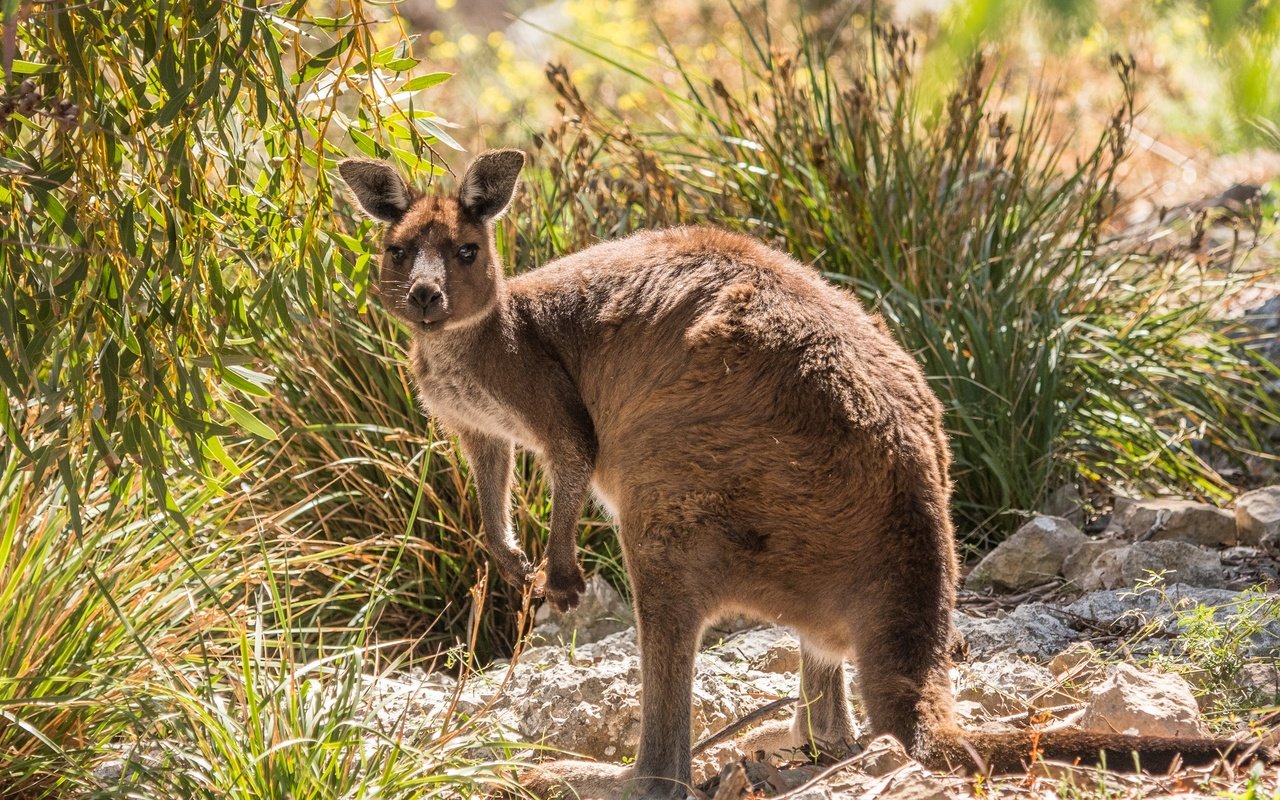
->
(337, 158), (413, 224)
(458, 149), (525, 221)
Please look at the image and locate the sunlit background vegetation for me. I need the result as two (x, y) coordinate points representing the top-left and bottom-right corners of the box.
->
(1, 0), (1278, 796)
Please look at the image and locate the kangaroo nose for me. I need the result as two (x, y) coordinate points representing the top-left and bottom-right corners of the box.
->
(407, 282), (443, 312)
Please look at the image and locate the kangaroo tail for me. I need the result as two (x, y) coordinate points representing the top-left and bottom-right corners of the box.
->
(924, 726), (1274, 774)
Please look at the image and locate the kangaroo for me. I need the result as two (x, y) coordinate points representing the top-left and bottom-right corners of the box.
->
(338, 150), (1266, 799)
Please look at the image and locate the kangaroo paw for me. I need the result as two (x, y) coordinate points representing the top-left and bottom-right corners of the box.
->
(519, 759), (633, 800)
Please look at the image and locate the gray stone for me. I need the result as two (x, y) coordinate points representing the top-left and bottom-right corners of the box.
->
(1072, 541), (1224, 591)
(91, 743), (165, 787)
(965, 516), (1088, 591)
(955, 656), (1073, 715)
(952, 604), (1077, 661)
(1114, 498), (1237, 547)
(871, 767), (953, 800)
(1047, 641), (1100, 678)
(1237, 661), (1280, 702)
(1116, 540), (1224, 589)
(858, 734), (914, 777)
(1078, 546), (1129, 592)
(705, 626), (801, 675)
(458, 627), (803, 761)
(1062, 584), (1243, 627)
(1062, 538), (1127, 588)
(1060, 584), (1280, 657)
(360, 669), (458, 737)
(1078, 663), (1208, 738)
(1235, 486), (1280, 549)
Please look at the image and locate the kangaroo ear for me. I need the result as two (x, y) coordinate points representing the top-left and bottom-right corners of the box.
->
(458, 149), (525, 221)
(337, 158), (413, 224)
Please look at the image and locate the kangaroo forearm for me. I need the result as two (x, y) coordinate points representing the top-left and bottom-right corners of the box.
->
(540, 427), (595, 609)
(457, 431), (529, 584)
(547, 463), (590, 573)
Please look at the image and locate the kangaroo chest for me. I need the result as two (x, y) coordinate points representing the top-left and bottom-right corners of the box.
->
(411, 341), (536, 446)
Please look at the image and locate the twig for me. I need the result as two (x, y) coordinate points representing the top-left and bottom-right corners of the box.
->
(691, 696), (797, 757)
(770, 748), (881, 799)
(989, 702), (1085, 726)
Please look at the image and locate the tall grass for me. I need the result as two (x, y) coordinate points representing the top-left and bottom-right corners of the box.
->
(519, 21), (1276, 544)
(0, 442), (530, 798)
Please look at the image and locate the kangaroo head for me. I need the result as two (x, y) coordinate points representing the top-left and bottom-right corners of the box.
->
(337, 149), (525, 332)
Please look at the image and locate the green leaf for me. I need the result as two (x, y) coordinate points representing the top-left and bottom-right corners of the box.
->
(417, 116), (462, 150)
(349, 127), (382, 157)
(6, 59), (50, 75)
(222, 399), (279, 441)
(222, 364), (274, 398)
(201, 435), (243, 476)
(383, 57), (419, 72)
(400, 71), (452, 92)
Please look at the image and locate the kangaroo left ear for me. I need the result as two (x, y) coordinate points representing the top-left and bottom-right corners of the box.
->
(458, 149), (525, 221)
(337, 158), (414, 224)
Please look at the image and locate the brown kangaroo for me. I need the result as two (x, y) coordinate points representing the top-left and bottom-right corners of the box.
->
(338, 150), (1265, 799)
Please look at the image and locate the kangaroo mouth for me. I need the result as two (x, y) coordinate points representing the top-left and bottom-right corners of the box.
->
(407, 307), (450, 332)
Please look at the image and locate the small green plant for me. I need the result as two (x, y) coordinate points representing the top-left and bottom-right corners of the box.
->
(1129, 577), (1280, 723)
(1221, 764), (1280, 800)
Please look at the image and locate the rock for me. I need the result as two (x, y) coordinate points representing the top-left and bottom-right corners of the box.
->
(859, 734), (914, 777)
(1116, 541), (1224, 589)
(870, 766), (953, 800)
(785, 788), (833, 800)
(1078, 663), (1208, 738)
(1113, 498), (1237, 547)
(1237, 661), (1280, 702)
(532, 574), (634, 646)
(1047, 641), (1100, 678)
(702, 614), (762, 648)
(705, 626), (801, 675)
(826, 761), (950, 800)
(782, 788), (832, 800)
(463, 628), (794, 760)
(1236, 486), (1280, 549)
(1062, 538), (1127, 589)
(1072, 541), (1224, 591)
(91, 744), (164, 787)
(1042, 484), (1086, 528)
(1244, 295), (1280, 366)
(1076, 546), (1129, 592)
(964, 516), (1087, 591)
(952, 604), (1077, 662)
(360, 669), (458, 736)
(953, 699), (985, 722)
(1063, 584), (1243, 634)
(955, 656), (1073, 715)
(1058, 584), (1280, 658)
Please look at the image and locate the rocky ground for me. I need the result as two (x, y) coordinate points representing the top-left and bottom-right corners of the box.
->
(364, 488), (1280, 799)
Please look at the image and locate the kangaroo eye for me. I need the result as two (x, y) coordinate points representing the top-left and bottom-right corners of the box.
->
(457, 244), (479, 263)
(386, 245), (405, 262)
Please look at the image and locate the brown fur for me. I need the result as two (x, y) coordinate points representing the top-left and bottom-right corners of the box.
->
(338, 152), (1267, 799)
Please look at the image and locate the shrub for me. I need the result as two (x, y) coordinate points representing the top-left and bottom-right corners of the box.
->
(0, 2), (528, 794)
(520, 22), (1276, 545)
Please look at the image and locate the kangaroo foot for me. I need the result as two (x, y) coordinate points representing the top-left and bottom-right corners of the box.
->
(518, 760), (634, 799)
